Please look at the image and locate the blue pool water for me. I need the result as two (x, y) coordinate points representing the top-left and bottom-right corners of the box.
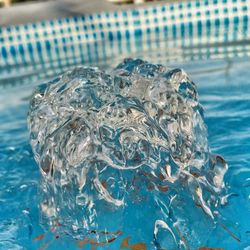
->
(0, 0), (250, 246)
(0, 53), (250, 249)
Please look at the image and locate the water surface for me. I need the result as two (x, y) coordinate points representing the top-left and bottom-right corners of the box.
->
(0, 44), (250, 249)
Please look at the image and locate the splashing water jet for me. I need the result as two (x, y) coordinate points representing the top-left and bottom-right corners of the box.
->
(28, 59), (228, 249)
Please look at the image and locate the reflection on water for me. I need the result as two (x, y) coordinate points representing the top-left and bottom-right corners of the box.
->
(1, 37), (250, 88)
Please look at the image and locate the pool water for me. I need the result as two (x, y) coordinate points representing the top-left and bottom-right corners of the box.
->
(0, 49), (250, 249)
(0, 0), (250, 247)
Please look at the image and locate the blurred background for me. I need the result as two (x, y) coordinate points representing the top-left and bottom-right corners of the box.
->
(0, 0), (159, 8)
(0, 0), (169, 26)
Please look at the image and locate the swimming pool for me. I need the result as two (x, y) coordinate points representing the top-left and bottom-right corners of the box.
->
(0, 0), (250, 249)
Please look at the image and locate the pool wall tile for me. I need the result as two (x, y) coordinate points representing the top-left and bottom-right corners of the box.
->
(0, 0), (249, 87)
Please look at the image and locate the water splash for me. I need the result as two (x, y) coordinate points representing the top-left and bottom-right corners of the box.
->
(27, 59), (228, 249)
